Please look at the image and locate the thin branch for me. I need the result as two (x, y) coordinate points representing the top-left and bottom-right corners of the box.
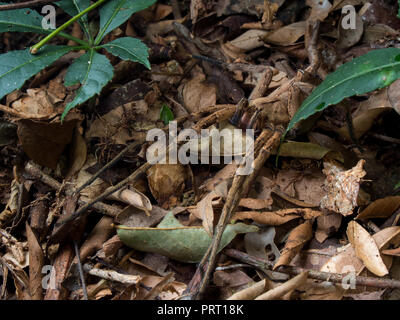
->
(73, 241), (88, 300)
(224, 249), (400, 290)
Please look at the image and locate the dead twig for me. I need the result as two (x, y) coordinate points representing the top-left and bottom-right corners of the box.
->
(83, 263), (140, 285)
(224, 249), (400, 290)
(73, 241), (88, 300)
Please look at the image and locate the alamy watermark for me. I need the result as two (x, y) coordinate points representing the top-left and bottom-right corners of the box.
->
(146, 121), (255, 175)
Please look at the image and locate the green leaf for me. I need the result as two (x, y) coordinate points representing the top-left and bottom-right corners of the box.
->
(117, 212), (258, 263)
(62, 49), (113, 119)
(160, 104), (174, 125)
(101, 37), (150, 69)
(0, 6), (48, 34)
(395, 182), (400, 190)
(56, 0), (91, 40)
(95, 0), (156, 44)
(0, 45), (73, 100)
(285, 48), (400, 136)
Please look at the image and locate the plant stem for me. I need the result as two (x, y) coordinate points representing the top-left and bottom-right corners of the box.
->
(30, 0), (109, 54)
(58, 32), (89, 46)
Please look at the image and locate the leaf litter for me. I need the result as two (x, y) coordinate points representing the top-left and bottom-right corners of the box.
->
(1, 0), (400, 301)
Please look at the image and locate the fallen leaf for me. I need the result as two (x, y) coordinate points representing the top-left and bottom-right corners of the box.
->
(116, 212), (258, 263)
(274, 221), (313, 269)
(315, 211), (342, 243)
(232, 208), (322, 225)
(346, 221), (388, 277)
(320, 159), (366, 216)
(356, 196), (400, 220)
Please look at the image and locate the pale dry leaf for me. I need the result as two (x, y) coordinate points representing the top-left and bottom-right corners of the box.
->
(346, 221), (388, 277)
(264, 21), (306, 46)
(321, 226), (400, 275)
(254, 272), (308, 300)
(232, 208), (321, 226)
(320, 159), (366, 216)
(196, 191), (219, 236)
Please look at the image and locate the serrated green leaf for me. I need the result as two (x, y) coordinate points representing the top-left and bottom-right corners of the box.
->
(101, 37), (150, 69)
(62, 50), (113, 119)
(0, 45), (73, 100)
(0, 6), (48, 34)
(117, 212), (258, 263)
(160, 104), (174, 125)
(285, 48), (400, 136)
(95, 0), (156, 44)
(56, 0), (91, 40)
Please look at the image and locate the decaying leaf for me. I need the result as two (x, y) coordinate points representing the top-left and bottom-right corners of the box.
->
(346, 221), (388, 277)
(315, 211), (342, 243)
(116, 212), (258, 263)
(320, 159), (366, 216)
(356, 196), (400, 220)
(232, 208), (321, 226)
(274, 221), (313, 269)
(147, 163), (187, 207)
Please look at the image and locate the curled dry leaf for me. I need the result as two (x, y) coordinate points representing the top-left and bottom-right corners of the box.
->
(274, 221), (313, 270)
(147, 163), (187, 207)
(232, 208), (321, 226)
(320, 159), (366, 216)
(195, 191), (219, 236)
(110, 187), (152, 213)
(356, 196), (400, 220)
(26, 222), (44, 300)
(254, 271), (308, 300)
(346, 221), (388, 277)
(238, 198), (273, 210)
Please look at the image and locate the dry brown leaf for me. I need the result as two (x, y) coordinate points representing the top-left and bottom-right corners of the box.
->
(17, 116), (81, 169)
(110, 187), (152, 213)
(347, 221), (388, 277)
(264, 21), (306, 46)
(232, 208), (321, 226)
(67, 127), (87, 178)
(320, 159), (366, 216)
(356, 196), (400, 220)
(228, 278), (275, 300)
(274, 221), (313, 269)
(179, 70), (217, 113)
(11, 88), (57, 119)
(26, 222), (44, 300)
(229, 29), (270, 51)
(336, 90), (392, 141)
(321, 226), (400, 275)
(315, 211), (342, 243)
(238, 198), (273, 210)
(146, 163), (187, 207)
(196, 191), (219, 236)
